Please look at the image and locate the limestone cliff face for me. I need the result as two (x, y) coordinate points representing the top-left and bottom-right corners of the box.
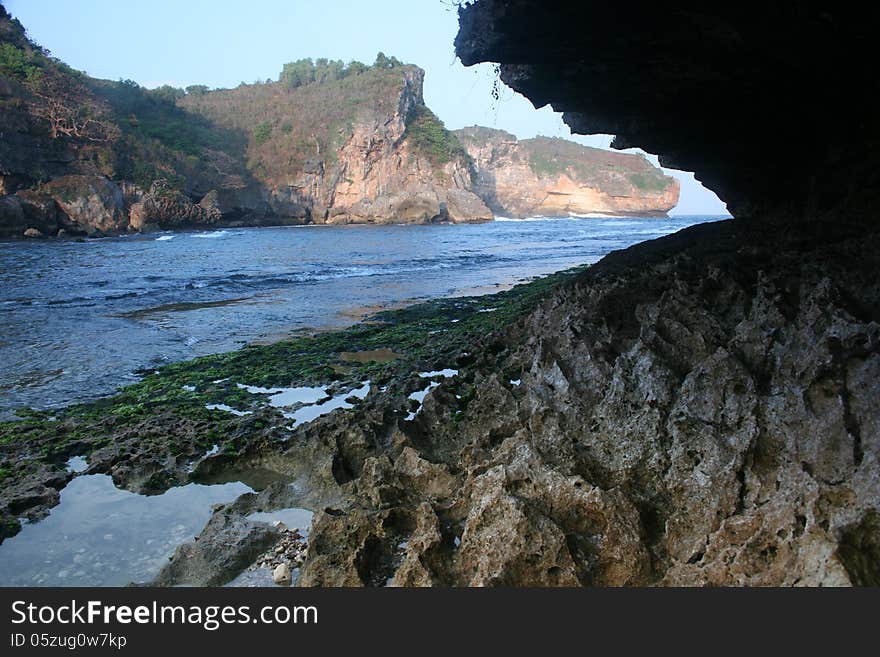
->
(265, 68), (492, 225)
(456, 127), (679, 217)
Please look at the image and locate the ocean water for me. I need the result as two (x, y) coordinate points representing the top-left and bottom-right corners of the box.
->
(0, 215), (727, 415)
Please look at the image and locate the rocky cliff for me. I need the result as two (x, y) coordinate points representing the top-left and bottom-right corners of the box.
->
(0, 5), (491, 237)
(180, 66), (491, 225)
(0, 4), (680, 238)
(456, 126), (679, 217)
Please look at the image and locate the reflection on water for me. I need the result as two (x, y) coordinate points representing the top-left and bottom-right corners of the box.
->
(65, 455), (88, 473)
(246, 508), (314, 535)
(0, 475), (250, 586)
(193, 467), (292, 491)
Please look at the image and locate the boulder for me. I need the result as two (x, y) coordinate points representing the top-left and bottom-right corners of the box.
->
(444, 188), (493, 223)
(44, 175), (126, 235)
(272, 562), (292, 586)
(16, 190), (59, 235)
(0, 195), (25, 238)
(127, 183), (221, 231)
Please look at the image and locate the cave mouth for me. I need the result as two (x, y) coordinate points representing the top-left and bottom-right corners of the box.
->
(455, 0), (880, 228)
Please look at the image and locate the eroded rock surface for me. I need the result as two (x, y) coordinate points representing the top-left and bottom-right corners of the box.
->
(294, 221), (879, 586)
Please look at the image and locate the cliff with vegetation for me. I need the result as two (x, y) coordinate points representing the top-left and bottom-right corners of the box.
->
(0, 6), (490, 237)
(0, 5), (683, 238)
(456, 126), (679, 217)
(179, 61), (491, 225)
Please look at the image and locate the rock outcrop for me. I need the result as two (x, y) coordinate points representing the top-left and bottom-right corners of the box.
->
(126, 180), (221, 232)
(456, 127), (679, 217)
(183, 66), (493, 226)
(292, 220), (879, 586)
(303, 69), (493, 225)
(43, 174), (126, 236)
(286, 0), (877, 586)
(0, 174), (227, 237)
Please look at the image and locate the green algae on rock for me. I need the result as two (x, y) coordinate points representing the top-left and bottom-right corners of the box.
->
(0, 265), (585, 543)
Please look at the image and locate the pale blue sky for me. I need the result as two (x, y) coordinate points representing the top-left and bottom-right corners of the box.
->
(5, 0), (727, 214)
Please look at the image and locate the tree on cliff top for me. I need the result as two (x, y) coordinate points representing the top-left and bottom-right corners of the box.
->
(373, 52), (403, 69)
(280, 58), (316, 88)
(279, 57), (377, 89)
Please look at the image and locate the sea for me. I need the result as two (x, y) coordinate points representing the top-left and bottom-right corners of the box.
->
(0, 214), (728, 417)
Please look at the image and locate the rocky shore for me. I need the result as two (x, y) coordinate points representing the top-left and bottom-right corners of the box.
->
(0, 268), (579, 546)
(2, 217), (877, 586)
(2, 0), (877, 587)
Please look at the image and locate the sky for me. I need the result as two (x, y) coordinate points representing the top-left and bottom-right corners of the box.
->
(5, 0), (728, 215)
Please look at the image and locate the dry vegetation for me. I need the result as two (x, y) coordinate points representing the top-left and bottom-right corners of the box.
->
(180, 65), (417, 184)
(525, 136), (669, 192)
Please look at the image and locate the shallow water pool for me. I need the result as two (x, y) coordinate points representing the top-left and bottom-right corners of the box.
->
(0, 475), (251, 586)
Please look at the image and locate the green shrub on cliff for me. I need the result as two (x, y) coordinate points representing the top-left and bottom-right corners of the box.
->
(0, 42), (41, 81)
(91, 77), (244, 158)
(628, 171), (669, 192)
(528, 150), (570, 178)
(523, 136), (672, 195)
(404, 104), (468, 167)
(253, 121), (272, 146)
(0, 6), (251, 193)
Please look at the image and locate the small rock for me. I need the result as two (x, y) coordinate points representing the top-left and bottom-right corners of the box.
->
(272, 520), (288, 532)
(23, 227), (43, 238)
(273, 562), (291, 586)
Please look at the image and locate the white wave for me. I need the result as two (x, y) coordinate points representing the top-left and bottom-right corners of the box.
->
(192, 230), (229, 239)
(494, 216), (554, 223)
(598, 220), (641, 227)
(155, 235), (174, 241)
(567, 212), (625, 219)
